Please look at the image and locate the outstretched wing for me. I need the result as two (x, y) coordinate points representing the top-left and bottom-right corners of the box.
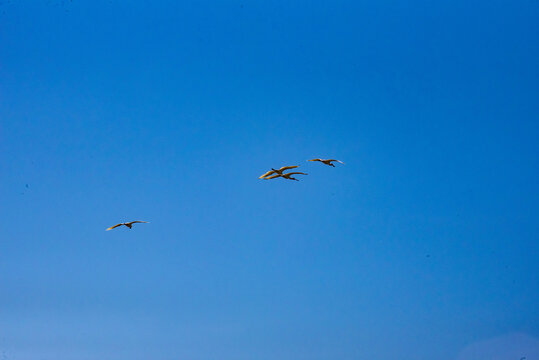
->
(307, 159), (322, 162)
(278, 165), (299, 172)
(264, 174), (282, 180)
(259, 170), (276, 179)
(128, 221), (149, 225)
(106, 223), (123, 231)
(328, 159), (344, 164)
(285, 172), (308, 176)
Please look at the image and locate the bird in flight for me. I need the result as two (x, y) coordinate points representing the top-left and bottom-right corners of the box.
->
(259, 165), (299, 179)
(106, 221), (149, 231)
(263, 171), (308, 181)
(307, 158), (345, 167)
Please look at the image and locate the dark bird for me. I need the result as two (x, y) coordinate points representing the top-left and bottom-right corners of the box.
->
(106, 221), (149, 231)
(263, 171), (308, 181)
(308, 158), (345, 167)
(259, 165), (299, 179)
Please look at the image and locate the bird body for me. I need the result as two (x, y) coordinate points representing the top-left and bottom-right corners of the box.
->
(106, 221), (149, 231)
(308, 158), (344, 167)
(259, 165), (299, 179)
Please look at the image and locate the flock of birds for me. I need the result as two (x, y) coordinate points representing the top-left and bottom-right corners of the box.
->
(258, 158), (344, 181)
(105, 158), (344, 231)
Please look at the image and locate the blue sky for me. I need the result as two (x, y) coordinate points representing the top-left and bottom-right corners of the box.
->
(0, 1), (538, 359)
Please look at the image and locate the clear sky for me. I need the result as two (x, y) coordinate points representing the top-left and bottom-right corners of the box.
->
(1, 1), (538, 359)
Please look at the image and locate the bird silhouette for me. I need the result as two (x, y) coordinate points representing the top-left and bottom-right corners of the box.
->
(259, 165), (299, 179)
(264, 171), (308, 181)
(106, 221), (149, 231)
(307, 158), (344, 167)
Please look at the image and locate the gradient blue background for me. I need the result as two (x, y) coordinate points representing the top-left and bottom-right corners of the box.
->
(1, 1), (538, 359)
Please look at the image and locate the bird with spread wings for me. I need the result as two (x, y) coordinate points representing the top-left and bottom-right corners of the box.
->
(307, 158), (345, 167)
(263, 171), (308, 181)
(106, 221), (149, 231)
(259, 165), (299, 179)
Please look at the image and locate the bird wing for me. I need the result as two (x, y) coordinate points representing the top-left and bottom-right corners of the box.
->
(328, 159), (344, 164)
(128, 221), (149, 225)
(106, 224), (123, 231)
(278, 165), (299, 172)
(259, 170), (276, 179)
(264, 174), (282, 179)
(285, 172), (308, 176)
(307, 159), (322, 162)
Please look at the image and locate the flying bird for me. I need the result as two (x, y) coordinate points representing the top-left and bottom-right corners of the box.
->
(259, 165), (299, 179)
(307, 158), (345, 167)
(106, 221), (149, 231)
(264, 171), (308, 181)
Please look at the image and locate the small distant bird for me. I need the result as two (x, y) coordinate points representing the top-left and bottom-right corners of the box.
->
(259, 165), (299, 179)
(264, 171), (308, 181)
(308, 158), (345, 167)
(106, 221), (149, 231)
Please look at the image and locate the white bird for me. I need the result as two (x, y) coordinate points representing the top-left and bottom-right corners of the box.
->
(106, 221), (149, 231)
(259, 165), (299, 179)
(264, 171), (308, 181)
(307, 158), (345, 167)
